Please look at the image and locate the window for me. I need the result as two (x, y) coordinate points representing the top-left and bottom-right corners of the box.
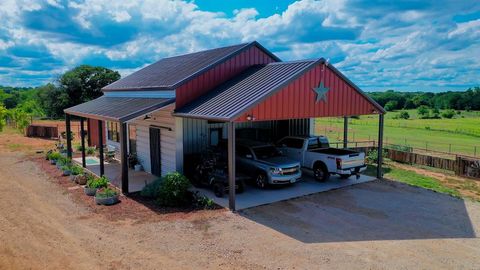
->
(236, 145), (252, 158)
(307, 137), (329, 150)
(107, 121), (119, 142)
(129, 124), (137, 154)
(209, 128), (222, 146)
(278, 138), (304, 149)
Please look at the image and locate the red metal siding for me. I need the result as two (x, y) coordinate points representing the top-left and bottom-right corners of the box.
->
(175, 46), (277, 109)
(236, 64), (378, 122)
(88, 118), (105, 147)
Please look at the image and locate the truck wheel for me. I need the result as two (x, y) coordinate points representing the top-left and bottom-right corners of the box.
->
(213, 183), (225, 198)
(340, 174), (351, 179)
(255, 172), (268, 189)
(313, 163), (329, 182)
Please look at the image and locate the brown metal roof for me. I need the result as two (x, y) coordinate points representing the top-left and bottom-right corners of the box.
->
(64, 97), (174, 122)
(173, 60), (319, 121)
(102, 41), (281, 91)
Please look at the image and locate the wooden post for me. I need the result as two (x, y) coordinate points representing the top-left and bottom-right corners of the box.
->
(80, 118), (86, 168)
(120, 122), (129, 194)
(343, 116), (348, 149)
(98, 120), (104, 176)
(377, 114), (384, 179)
(66, 114), (72, 159)
(86, 119), (91, 146)
(227, 122), (236, 211)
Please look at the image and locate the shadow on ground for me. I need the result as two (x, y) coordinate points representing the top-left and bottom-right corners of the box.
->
(240, 180), (477, 243)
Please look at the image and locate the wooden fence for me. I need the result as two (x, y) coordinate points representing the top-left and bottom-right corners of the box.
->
(26, 125), (58, 139)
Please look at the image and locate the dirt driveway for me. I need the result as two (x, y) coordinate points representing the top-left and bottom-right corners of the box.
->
(1, 151), (479, 269)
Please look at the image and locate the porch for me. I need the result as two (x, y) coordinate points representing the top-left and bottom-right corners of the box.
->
(72, 157), (157, 192)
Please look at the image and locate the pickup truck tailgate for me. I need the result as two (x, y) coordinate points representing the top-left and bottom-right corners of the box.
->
(341, 153), (365, 169)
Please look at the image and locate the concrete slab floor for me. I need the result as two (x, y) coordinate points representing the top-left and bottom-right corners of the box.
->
(192, 171), (376, 210)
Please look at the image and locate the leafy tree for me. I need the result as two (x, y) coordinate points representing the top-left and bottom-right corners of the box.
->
(36, 66), (120, 118)
(417, 105), (430, 119)
(0, 105), (7, 132)
(384, 100), (398, 111)
(398, 111), (410, 119)
(441, 109), (455, 119)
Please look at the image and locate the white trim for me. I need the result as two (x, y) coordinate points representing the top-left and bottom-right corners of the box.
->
(103, 91), (176, 98)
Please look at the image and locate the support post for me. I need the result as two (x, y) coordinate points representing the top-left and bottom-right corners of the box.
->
(80, 118), (86, 168)
(227, 122), (236, 211)
(65, 113), (72, 159)
(120, 122), (129, 194)
(343, 116), (348, 149)
(98, 120), (104, 176)
(377, 114), (384, 179)
(86, 119), (91, 146)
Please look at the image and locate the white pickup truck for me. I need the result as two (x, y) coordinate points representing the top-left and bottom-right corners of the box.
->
(277, 136), (366, 182)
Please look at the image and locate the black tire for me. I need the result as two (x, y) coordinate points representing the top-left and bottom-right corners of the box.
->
(340, 174), (351, 179)
(237, 181), (245, 194)
(213, 183), (225, 197)
(313, 163), (329, 182)
(255, 172), (268, 189)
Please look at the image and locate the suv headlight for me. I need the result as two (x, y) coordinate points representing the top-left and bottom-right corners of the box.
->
(270, 167), (283, 175)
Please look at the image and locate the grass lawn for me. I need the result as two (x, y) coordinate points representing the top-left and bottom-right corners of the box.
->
(365, 162), (480, 202)
(316, 110), (480, 157)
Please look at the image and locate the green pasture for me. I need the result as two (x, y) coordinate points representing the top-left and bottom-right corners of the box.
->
(315, 110), (480, 157)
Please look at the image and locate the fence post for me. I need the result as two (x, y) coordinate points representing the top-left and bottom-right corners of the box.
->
(449, 144), (451, 154)
(425, 142), (428, 151)
(475, 146), (477, 157)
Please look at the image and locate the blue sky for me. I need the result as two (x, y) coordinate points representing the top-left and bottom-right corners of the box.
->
(0, 0), (479, 91)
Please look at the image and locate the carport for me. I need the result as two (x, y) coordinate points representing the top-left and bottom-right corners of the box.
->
(175, 58), (385, 211)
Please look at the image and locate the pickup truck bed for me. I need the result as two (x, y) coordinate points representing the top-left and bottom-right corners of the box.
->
(310, 148), (360, 156)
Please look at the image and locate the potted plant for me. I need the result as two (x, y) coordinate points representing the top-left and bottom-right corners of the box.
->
(48, 152), (61, 165)
(94, 187), (120, 205)
(84, 175), (109, 196)
(69, 165), (84, 181)
(61, 164), (72, 176)
(75, 173), (88, 185)
(127, 153), (138, 169)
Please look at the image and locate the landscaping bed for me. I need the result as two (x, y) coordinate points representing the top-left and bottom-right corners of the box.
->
(32, 154), (224, 223)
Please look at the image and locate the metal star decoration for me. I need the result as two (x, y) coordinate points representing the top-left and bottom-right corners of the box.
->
(312, 81), (329, 103)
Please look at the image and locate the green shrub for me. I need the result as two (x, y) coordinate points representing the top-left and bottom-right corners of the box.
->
(71, 165), (83, 175)
(86, 175), (109, 189)
(417, 105), (430, 119)
(367, 149), (387, 164)
(86, 146), (96, 155)
(194, 194), (215, 210)
(396, 111), (410, 119)
(441, 109), (455, 119)
(141, 172), (191, 207)
(140, 178), (163, 198)
(75, 144), (84, 151)
(49, 152), (62, 160)
(95, 187), (118, 198)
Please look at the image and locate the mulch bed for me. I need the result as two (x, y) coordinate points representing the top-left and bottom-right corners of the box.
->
(31, 154), (225, 223)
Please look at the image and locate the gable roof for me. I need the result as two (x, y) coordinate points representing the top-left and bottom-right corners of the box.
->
(102, 41), (280, 91)
(174, 58), (385, 121)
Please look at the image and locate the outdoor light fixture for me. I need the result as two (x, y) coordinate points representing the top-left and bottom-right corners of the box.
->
(143, 114), (151, 120)
(246, 114), (255, 121)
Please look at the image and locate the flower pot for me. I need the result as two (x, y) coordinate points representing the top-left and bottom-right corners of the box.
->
(95, 194), (119, 205)
(84, 187), (97, 196)
(76, 175), (87, 185)
(134, 164), (143, 172)
(63, 170), (71, 176)
(69, 174), (77, 181)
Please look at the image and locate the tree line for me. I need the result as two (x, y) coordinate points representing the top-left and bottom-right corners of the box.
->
(0, 63), (479, 132)
(0, 65), (120, 132)
(369, 88), (480, 111)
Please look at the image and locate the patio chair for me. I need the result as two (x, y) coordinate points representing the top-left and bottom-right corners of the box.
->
(104, 145), (116, 162)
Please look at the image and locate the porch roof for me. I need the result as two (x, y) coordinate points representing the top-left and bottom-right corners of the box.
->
(64, 96), (174, 122)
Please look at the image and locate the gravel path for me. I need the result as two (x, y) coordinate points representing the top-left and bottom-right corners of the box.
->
(1, 150), (479, 269)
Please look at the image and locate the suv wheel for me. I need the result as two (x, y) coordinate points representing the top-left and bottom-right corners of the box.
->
(255, 173), (268, 189)
(313, 163), (329, 182)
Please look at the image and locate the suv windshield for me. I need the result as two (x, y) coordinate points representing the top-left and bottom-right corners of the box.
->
(252, 146), (281, 159)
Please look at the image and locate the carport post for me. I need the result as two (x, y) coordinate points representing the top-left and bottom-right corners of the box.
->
(343, 116), (348, 148)
(65, 113), (72, 159)
(119, 122), (129, 194)
(377, 114), (384, 179)
(80, 118), (86, 168)
(227, 121), (236, 211)
(98, 120), (105, 176)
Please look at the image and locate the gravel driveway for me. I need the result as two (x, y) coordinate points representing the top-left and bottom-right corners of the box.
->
(1, 150), (479, 270)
